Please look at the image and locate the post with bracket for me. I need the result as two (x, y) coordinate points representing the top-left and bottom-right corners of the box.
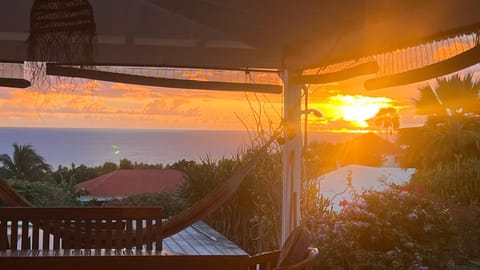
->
(280, 70), (303, 244)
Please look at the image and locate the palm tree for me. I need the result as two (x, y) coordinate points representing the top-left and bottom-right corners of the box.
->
(399, 115), (480, 169)
(415, 73), (480, 122)
(0, 143), (52, 180)
(399, 73), (480, 169)
(372, 107), (400, 141)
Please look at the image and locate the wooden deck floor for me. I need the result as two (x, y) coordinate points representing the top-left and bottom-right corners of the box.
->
(163, 221), (247, 255)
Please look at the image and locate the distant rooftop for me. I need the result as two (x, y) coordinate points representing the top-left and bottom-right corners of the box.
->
(75, 169), (186, 200)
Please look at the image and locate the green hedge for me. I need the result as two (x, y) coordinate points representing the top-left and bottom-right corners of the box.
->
(6, 179), (78, 206)
(410, 158), (480, 206)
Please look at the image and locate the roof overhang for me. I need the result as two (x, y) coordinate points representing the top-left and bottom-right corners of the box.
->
(1, 0), (480, 71)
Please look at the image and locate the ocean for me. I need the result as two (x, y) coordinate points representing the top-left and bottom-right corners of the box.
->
(0, 127), (359, 168)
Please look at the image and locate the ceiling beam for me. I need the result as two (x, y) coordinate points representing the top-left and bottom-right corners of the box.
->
(0, 78), (31, 88)
(365, 44), (480, 90)
(46, 64), (282, 94)
(290, 61), (378, 84)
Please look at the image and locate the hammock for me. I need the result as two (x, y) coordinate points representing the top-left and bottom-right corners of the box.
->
(0, 129), (281, 239)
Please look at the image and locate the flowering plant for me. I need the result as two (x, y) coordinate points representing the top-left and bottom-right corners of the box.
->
(310, 184), (457, 270)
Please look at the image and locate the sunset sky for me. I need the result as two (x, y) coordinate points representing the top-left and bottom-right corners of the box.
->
(1, 65), (479, 133)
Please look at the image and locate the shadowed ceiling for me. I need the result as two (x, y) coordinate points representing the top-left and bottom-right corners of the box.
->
(1, 0), (480, 71)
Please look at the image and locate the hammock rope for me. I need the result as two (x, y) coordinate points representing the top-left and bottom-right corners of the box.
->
(161, 126), (283, 238)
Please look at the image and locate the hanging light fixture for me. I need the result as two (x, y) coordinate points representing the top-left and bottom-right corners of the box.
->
(27, 0), (96, 64)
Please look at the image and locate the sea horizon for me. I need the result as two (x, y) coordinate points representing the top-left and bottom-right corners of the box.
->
(0, 127), (362, 168)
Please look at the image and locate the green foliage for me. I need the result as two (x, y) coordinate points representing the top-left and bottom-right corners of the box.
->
(48, 163), (98, 185)
(119, 158), (133, 169)
(401, 73), (480, 169)
(304, 142), (338, 178)
(129, 161), (164, 169)
(410, 158), (480, 206)
(415, 73), (480, 119)
(99, 162), (118, 174)
(6, 178), (78, 206)
(398, 114), (480, 169)
(0, 143), (52, 181)
(370, 107), (400, 141)
(176, 148), (282, 254)
(312, 185), (457, 270)
(306, 134), (387, 179)
(48, 159), (165, 185)
(449, 204), (480, 262)
(104, 192), (187, 218)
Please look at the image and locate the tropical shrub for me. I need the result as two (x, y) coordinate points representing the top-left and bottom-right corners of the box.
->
(409, 158), (480, 206)
(48, 159), (165, 186)
(449, 204), (480, 262)
(48, 164), (98, 185)
(306, 133), (389, 179)
(6, 178), (78, 206)
(409, 157), (480, 262)
(414, 73), (480, 120)
(398, 115), (480, 169)
(104, 192), (186, 218)
(119, 158), (134, 169)
(312, 185), (457, 270)
(175, 147), (282, 254)
(399, 73), (480, 170)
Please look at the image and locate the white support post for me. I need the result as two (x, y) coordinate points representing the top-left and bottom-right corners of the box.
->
(281, 70), (303, 244)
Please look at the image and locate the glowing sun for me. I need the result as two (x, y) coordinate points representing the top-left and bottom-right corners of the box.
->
(330, 95), (393, 127)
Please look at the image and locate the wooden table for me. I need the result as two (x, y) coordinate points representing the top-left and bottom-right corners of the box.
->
(0, 249), (249, 270)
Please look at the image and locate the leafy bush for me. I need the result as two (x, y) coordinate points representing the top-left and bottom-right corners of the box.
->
(104, 192), (187, 218)
(306, 135), (386, 180)
(48, 164), (98, 185)
(6, 179), (78, 206)
(175, 148), (282, 254)
(449, 204), (480, 262)
(50, 160), (165, 185)
(410, 158), (480, 206)
(312, 185), (457, 270)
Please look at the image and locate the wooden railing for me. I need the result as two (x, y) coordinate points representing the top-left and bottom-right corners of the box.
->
(0, 207), (162, 250)
(0, 207), (318, 270)
(0, 250), (249, 270)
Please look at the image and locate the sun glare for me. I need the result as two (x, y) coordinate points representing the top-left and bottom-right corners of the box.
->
(329, 95), (393, 128)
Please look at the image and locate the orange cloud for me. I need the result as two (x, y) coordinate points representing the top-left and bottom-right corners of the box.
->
(110, 83), (155, 100)
(2, 62), (446, 132)
(0, 81), (283, 130)
(144, 98), (201, 116)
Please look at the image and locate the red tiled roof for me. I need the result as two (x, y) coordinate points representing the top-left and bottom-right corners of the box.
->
(75, 169), (186, 197)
